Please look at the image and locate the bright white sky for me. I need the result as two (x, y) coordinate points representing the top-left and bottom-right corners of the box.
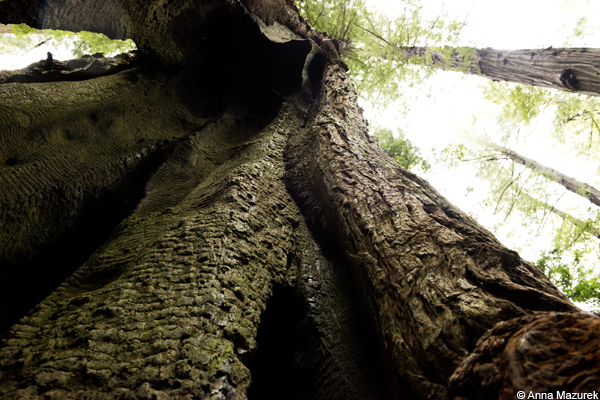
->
(1, 35), (74, 70)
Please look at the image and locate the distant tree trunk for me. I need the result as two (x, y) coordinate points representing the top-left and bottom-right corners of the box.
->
(488, 143), (600, 208)
(1, 1), (599, 399)
(399, 46), (600, 97)
(518, 192), (600, 240)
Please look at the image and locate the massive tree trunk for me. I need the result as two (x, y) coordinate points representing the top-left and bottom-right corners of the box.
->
(1, 1), (599, 399)
(488, 143), (600, 208)
(399, 46), (600, 97)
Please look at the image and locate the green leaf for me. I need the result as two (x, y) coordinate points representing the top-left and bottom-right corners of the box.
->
(374, 126), (430, 171)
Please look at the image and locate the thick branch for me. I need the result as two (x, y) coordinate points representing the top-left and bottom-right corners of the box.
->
(400, 46), (600, 97)
(517, 191), (600, 239)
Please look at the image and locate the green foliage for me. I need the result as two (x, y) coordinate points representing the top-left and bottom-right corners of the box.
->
(373, 127), (430, 171)
(72, 31), (135, 58)
(553, 94), (600, 157)
(297, 0), (367, 42)
(297, 0), (467, 108)
(3, 24), (136, 61)
(482, 80), (600, 161)
(482, 81), (551, 124)
(536, 247), (600, 310)
(439, 143), (466, 168)
(440, 130), (600, 305)
(11, 23), (37, 37)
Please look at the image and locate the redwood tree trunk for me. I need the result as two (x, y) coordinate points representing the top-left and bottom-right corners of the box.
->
(401, 46), (600, 97)
(1, 1), (599, 399)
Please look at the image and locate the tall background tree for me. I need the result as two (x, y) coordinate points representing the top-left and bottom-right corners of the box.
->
(1, 0), (599, 399)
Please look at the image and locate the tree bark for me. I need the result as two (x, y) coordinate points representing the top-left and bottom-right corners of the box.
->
(0, 1), (598, 399)
(0, 0), (131, 40)
(488, 143), (600, 208)
(400, 46), (600, 97)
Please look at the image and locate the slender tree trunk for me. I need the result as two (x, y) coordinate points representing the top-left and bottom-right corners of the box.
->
(400, 46), (600, 97)
(488, 143), (600, 208)
(517, 192), (600, 239)
(1, 1), (599, 399)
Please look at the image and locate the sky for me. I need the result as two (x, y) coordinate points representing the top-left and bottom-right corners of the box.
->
(0, 31), (77, 70)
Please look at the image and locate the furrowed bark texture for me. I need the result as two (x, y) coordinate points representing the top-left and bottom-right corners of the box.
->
(1, 0), (599, 399)
(402, 46), (600, 97)
(284, 63), (579, 399)
(449, 312), (600, 400)
(0, 2), (391, 397)
(0, 66), (209, 334)
(0, 103), (303, 399)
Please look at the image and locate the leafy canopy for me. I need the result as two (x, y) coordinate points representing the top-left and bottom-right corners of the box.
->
(296, 0), (467, 108)
(373, 126), (430, 172)
(536, 247), (600, 311)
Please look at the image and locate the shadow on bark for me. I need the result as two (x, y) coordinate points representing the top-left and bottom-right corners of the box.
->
(245, 284), (316, 400)
(0, 143), (169, 337)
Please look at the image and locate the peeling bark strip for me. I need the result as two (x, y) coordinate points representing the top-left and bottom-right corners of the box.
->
(0, 51), (141, 84)
(402, 46), (600, 97)
(490, 144), (600, 208)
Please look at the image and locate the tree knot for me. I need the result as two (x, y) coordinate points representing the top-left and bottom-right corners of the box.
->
(559, 68), (581, 90)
